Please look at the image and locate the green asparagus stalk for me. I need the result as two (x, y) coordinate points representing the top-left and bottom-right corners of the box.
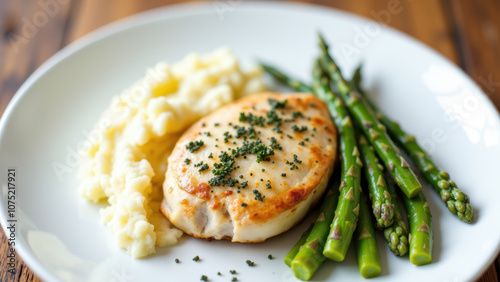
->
(290, 177), (341, 280)
(354, 194), (381, 278)
(312, 60), (362, 262)
(285, 224), (313, 267)
(383, 175), (409, 256)
(351, 66), (473, 223)
(317, 33), (422, 199)
(260, 63), (314, 93)
(357, 134), (394, 228)
(401, 191), (433, 266)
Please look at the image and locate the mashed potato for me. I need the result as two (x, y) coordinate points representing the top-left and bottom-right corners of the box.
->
(78, 48), (265, 258)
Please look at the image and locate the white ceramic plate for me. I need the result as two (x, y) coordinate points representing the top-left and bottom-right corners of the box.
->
(1, 2), (500, 281)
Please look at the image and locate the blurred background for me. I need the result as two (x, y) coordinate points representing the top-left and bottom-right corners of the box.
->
(0, 0), (499, 281)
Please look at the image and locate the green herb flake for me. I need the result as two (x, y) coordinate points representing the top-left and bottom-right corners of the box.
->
(175, 258), (180, 263)
(184, 158), (191, 165)
(230, 270), (237, 274)
(253, 190), (264, 201)
(198, 163), (209, 172)
(270, 137), (282, 150)
(201, 275), (208, 281)
(268, 98), (287, 110)
(186, 140), (204, 153)
(193, 256), (200, 261)
(246, 260), (256, 267)
(292, 125), (308, 132)
(281, 173), (286, 177)
(232, 278), (238, 282)
(293, 154), (302, 164)
(241, 203), (247, 207)
(268, 254), (273, 260)
(266, 183), (272, 189)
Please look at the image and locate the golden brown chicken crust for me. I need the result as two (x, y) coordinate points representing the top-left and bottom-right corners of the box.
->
(161, 92), (337, 242)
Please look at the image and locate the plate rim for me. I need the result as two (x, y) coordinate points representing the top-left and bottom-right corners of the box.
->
(0, 2), (499, 281)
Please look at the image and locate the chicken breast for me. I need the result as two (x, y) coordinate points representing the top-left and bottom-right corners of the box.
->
(161, 92), (337, 242)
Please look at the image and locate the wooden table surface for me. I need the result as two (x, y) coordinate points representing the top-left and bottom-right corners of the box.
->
(0, 0), (499, 281)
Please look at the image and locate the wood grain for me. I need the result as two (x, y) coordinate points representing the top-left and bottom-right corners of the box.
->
(448, 0), (500, 108)
(0, 0), (73, 281)
(0, 1), (498, 281)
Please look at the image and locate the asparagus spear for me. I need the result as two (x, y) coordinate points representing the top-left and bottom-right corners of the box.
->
(285, 224), (313, 267)
(317, 33), (422, 199)
(260, 63), (314, 93)
(383, 174), (409, 256)
(312, 60), (362, 262)
(354, 194), (381, 278)
(290, 176), (340, 280)
(401, 191), (433, 266)
(357, 134), (394, 228)
(351, 66), (473, 223)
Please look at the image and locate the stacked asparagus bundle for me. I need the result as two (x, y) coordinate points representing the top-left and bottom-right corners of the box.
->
(260, 34), (473, 280)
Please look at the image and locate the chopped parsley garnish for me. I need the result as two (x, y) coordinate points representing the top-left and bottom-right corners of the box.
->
(292, 125), (308, 132)
(186, 140), (204, 153)
(214, 123), (220, 127)
(241, 203), (247, 207)
(175, 258), (180, 263)
(209, 151), (238, 187)
(310, 103), (316, 108)
(239, 112), (265, 127)
(266, 183), (272, 189)
(201, 123), (206, 127)
(223, 131), (233, 143)
(287, 134), (293, 139)
(246, 260), (255, 267)
(286, 155), (302, 170)
(293, 154), (302, 164)
(198, 163), (209, 172)
(201, 275), (208, 281)
(217, 272), (222, 276)
(235, 126), (257, 139)
(266, 109), (283, 133)
(268, 98), (287, 110)
(230, 270), (237, 274)
(270, 137), (282, 150)
(232, 278), (238, 282)
(299, 141), (305, 146)
(193, 255), (200, 261)
(208, 153), (213, 158)
(281, 173), (286, 177)
(184, 158), (191, 165)
(204, 132), (211, 137)
(292, 111), (303, 118)
(230, 138), (274, 162)
(240, 181), (248, 188)
(253, 190), (264, 201)
(268, 254), (273, 260)
(262, 169), (265, 172)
